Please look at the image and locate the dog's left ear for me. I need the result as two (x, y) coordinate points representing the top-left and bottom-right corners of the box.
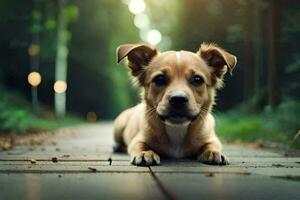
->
(198, 43), (237, 78)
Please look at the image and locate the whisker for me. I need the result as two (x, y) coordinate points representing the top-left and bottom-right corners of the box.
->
(145, 107), (157, 119)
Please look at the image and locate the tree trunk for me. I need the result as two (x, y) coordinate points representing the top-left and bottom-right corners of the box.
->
(30, 4), (41, 113)
(253, 0), (264, 110)
(55, 0), (69, 117)
(268, 0), (280, 108)
(243, 0), (255, 102)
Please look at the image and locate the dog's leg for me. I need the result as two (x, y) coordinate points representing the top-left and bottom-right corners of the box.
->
(128, 140), (160, 166)
(197, 139), (229, 165)
(113, 109), (132, 152)
(113, 127), (126, 152)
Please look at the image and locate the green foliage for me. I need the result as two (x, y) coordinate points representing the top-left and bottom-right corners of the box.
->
(216, 100), (300, 149)
(0, 89), (83, 134)
(63, 5), (79, 24)
(45, 19), (56, 30)
(286, 54), (300, 73)
(226, 24), (243, 43)
(67, 0), (140, 118)
(30, 10), (42, 34)
(32, 10), (42, 21)
(282, 7), (300, 40)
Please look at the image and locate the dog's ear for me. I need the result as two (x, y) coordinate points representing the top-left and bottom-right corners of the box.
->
(116, 44), (158, 78)
(198, 43), (237, 78)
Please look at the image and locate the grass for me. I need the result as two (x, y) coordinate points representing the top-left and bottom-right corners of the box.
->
(215, 100), (300, 149)
(0, 89), (84, 134)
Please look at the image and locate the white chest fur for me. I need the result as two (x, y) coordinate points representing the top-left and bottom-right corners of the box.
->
(165, 123), (189, 158)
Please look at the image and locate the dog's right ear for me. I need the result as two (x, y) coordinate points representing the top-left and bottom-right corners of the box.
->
(116, 44), (158, 77)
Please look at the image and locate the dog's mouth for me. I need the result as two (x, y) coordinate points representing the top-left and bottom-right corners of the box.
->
(158, 112), (198, 125)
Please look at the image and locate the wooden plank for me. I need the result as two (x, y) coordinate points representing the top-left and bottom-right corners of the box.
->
(0, 161), (150, 173)
(111, 153), (131, 161)
(109, 147), (283, 159)
(155, 173), (300, 200)
(151, 165), (300, 177)
(1, 146), (113, 156)
(113, 158), (300, 168)
(151, 166), (249, 174)
(228, 157), (300, 163)
(0, 154), (111, 162)
(246, 167), (300, 177)
(0, 173), (165, 200)
(0, 161), (109, 166)
(223, 146), (282, 157)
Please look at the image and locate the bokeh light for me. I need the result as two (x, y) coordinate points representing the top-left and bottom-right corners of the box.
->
(121, 0), (130, 5)
(139, 29), (149, 42)
(27, 72), (42, 87)
(134, 13), (150, 29)
(43, 111), (55, 120)
(86, 112), (97, 122)
(54, 81), (67, 94)
(146, 29), (162, 45)
(128, 0), (145, 14)
(28, 44), (40, 57)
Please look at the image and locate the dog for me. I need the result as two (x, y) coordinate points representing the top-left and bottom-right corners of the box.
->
(114, 43), (237, 166)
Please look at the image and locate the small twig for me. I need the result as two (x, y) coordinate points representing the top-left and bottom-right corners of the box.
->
(292, 130), (300, 143)
(88, 167), (97, 172)
(30, 159), (37, 164)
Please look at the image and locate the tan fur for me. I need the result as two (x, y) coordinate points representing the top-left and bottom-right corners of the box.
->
(114, 43), (237, 166)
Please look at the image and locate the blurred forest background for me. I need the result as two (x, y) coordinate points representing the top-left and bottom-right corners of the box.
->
(0, 0), (299, 148)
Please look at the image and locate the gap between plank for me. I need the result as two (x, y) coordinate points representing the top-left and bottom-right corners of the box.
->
(149, 166), (177, 200)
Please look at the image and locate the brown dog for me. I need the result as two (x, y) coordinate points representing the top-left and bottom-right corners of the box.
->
(114, 43), (237, 166)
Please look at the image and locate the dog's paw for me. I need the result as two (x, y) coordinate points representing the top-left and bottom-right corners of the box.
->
(131, 150), (160, 166)
(197, 150), (229, 165)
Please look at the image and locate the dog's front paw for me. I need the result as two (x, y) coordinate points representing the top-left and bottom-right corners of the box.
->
(197, 150), (229, 165)
(131, 150), (160, 166)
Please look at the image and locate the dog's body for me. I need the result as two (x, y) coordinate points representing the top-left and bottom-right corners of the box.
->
(114, 44), (237, 166)
(114, 103), (221, 159)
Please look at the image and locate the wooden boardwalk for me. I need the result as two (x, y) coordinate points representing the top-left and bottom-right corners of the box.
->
(0, 123), (299, 200)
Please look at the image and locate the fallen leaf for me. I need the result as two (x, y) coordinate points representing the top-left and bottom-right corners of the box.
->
(205, 173), (215, 177)
(52, 157), (58, 163)
(10, 133), (16, 146)
(272, 164), (285, 167)
(88, 167), (97, 172)
(0, 133), (16, 150)
(30, 159), (37, 164)
(1, 142), (12, 150)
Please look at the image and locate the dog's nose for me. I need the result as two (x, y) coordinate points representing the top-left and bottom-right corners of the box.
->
(169, 91), (189, 107)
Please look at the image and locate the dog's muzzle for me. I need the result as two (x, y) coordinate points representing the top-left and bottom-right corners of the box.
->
(159, 110), (199, 124)
(158, 91), (199, 124)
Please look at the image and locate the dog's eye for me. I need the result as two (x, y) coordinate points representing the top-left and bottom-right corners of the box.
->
(153, 75), (167, 86)
(190, 75), (204, 86)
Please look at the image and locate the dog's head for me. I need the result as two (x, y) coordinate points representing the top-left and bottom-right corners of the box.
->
(117, 43), (237, 125)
